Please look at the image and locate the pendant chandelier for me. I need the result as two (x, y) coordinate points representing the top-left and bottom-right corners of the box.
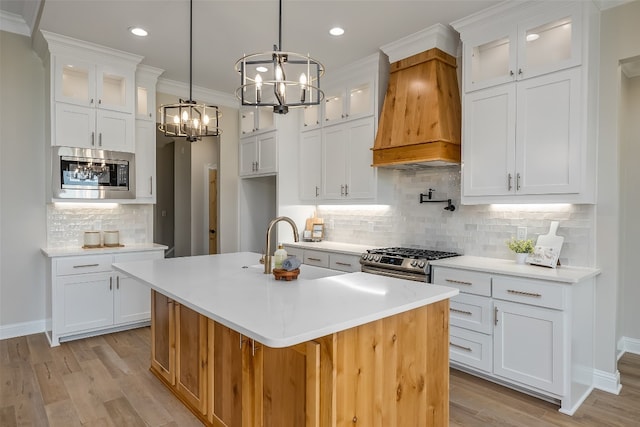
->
(159, 0), (221, 142)
(234, 0), (325, 114)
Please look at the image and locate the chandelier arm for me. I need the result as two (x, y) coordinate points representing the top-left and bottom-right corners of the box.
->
(189, 0), (193, 102)
(278, 0), (282, 51)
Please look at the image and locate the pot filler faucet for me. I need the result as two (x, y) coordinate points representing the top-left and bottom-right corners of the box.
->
(264, 216), (300, 274)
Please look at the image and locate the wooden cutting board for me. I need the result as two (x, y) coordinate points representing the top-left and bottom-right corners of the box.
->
(528, 221), (564, 268)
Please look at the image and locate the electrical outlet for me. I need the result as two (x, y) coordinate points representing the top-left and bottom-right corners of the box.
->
(517, 226), (527, 240)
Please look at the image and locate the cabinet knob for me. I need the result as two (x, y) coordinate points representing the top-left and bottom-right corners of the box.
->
(518, 68), (523, 76)
(98, 99), (102, 104)
(510, 70), (514, 77)
(90, 98), (94, 104)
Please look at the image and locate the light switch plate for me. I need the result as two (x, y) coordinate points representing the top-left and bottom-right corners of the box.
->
(517, 226), (527, 240)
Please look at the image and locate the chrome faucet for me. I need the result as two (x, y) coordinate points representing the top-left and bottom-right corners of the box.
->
(264, 216), (299, 274)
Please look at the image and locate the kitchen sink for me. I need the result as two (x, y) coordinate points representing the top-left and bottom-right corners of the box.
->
(245, 263), (346, 280)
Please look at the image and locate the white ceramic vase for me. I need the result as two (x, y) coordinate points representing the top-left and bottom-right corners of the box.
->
(515, 253), (528, 264)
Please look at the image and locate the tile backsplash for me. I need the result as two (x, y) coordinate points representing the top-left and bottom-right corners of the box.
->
(318, 166), (595, 267)
(46, 204), (153, 248)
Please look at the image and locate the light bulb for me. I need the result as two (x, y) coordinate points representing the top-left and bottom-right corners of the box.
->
(193, 118), (199, 128)
(275, 65), (283, 82)
(182, 110), (189, 121)
(299, 73), (307, 88)
(255, 74), (262, 88)
(173, 115), (180, 124)
(203, 114), (209, 125)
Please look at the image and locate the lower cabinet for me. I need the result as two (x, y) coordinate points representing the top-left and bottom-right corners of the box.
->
(151, 294), (450, 426)
(284, 245), (362, 273)
(47, 249), (164, 346)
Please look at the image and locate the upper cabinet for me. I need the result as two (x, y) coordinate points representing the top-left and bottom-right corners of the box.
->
(298, 51), (391, 203)
(42, 31), (142, 153)
(462, 3), (582, 92)
(452, 1), (599, 204)
(240, 107), (275, 135)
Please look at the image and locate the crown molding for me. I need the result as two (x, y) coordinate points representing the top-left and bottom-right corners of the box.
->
(0, 10), (30, 36)
(380, 23), (459, 62)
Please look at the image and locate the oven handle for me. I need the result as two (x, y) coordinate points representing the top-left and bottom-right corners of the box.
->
(361, 266), (427, 282)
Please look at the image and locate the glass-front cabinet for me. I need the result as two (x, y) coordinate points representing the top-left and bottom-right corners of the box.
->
(463, 3), (581, 92)
(240, 107), (275, 135)
(322, 77), (374, 125)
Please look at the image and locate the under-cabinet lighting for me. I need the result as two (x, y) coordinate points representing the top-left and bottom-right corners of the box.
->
(53, 202), (119, 209)
(490, 204), (572, 212)
(526, 33), (540, 42)
(317, 204), (391, 212)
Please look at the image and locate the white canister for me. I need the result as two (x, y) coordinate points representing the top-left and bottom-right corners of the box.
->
(83, 231), (101, 248)
(103, 230), (120, 247)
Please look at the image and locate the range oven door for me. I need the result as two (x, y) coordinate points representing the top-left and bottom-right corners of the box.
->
(361, 265), (428, 282)
(53, 146), (135, 199)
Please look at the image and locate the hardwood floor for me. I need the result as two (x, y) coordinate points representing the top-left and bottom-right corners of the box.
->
(1, 327), (639, 426)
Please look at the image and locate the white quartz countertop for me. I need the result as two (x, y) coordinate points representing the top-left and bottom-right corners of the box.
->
(41, 243), (167, 258)
(282, 241), (377, 256)
(430, 255), (600, 283)
(113, 252), (458, 348)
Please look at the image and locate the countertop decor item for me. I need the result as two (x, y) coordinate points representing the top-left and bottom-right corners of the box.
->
(103, 230), (120, 247)
(272, 268), (300, 281)
(506, 238), (535, 264)
(83, 231), (101, 248)
(528, 221), (564, 268)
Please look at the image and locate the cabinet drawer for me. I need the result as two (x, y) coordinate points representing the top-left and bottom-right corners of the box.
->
(56, 255), (113, 276)
(449, 326), (492, 373)
(432, 267), (492, 296)
(283, 246), (304, 261)
(303, 250), (329, 268)
(493, 276), (566, 310)
(450, 293), (493, 334)
(329, 254), (360, 272)
(114, 250), (164, 264)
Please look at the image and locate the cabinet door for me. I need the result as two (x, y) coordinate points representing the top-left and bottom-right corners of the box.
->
(55, 103), (96, 148)
(240, 109), (256, 134)
(151, 291), (175, 385)
(345, 78), (374, 120)
(239, 138), (258, 176)
(175, 303), (208, 415)
(302, 104), (321, 129)
(136, 81), (156, 121)
(96, 64), (135, 113)
(462, 84), (516, 196)
(57, 272), (113, 334)
(463, 29), (517, 92)
(494, 300), (564, 395)
(113, 274), (150, 324)
(322, 125), (347, 199)
(256, 132), (277, 174)
(323, 87), (345, 125)
(255, 341), (321, 427)
(208, 321), (243, 427)
(345, 118), (375, 199)
(135, 120), (156, 201)
(515, 68), (581, 195)
(299, 130), (322, 200)
(96, 109), (134, 152)
(54, 57), (96, 107)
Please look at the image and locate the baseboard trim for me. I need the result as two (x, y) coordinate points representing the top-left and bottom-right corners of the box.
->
(0, 319), (46, 340)
(617, 336), (640, 357)
(592, 368), (622, 395)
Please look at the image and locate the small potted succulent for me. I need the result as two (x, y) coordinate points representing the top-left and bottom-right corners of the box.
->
(506, 238), (535, 264)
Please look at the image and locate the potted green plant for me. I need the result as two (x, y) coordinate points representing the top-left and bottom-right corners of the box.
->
(506, 238), (535, 264)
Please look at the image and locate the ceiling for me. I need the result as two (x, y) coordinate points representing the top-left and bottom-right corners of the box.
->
(3, 0), (506, 97)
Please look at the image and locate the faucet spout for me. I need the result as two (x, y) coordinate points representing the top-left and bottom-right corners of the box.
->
(264, 216), (300, 274)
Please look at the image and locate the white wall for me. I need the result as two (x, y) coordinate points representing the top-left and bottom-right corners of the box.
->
(596, 0), (640, 383)
(0, 31), (47, 337)
(619, 73), (640, 344)
(218, 105), (239, 254)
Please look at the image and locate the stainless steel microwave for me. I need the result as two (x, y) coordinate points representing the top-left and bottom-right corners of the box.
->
(53, 146), (136, 199)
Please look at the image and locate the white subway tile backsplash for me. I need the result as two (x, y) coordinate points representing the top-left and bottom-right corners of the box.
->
(46, 204), (153, 248)
(318, 166), (595, 267)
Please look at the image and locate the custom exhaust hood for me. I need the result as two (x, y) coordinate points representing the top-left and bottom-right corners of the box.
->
(373, 27), (462, 168)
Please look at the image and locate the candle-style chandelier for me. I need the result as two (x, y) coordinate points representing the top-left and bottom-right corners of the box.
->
(159, 0), (221, 142)
(234, 0), (325, 114)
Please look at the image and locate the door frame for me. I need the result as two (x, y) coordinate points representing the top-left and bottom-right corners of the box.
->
(204, 164), (218, 254)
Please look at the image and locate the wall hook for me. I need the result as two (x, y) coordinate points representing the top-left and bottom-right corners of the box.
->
(419, 188), (455, 211)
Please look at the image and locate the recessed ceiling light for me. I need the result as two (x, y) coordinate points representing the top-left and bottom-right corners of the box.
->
(129, 27), (148, 37)
(329, 27), (344, 36)
(256, 66), (268, 73)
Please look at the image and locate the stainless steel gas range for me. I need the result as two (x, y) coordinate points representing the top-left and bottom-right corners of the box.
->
(360, 247), (461, 282)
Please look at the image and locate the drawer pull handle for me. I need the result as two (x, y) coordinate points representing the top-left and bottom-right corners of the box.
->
(450, 308), (473, 316)
(445, 279), (472, 286)
(73, 263), (99, 268)
(335, 262), (352, 266)
(494, 306), (498, 326)
(450, 342), (472, 352)
(507, 289), (542, 298)
(307, 257), (322, 262)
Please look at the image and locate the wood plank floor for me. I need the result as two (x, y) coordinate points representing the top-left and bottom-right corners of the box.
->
(1, 327), (639, 426)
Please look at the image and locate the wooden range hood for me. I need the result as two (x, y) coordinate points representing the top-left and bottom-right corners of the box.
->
(373, 48), (461, 167)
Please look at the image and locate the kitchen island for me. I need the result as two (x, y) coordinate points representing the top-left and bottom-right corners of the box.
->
(113, 252), (458, 427)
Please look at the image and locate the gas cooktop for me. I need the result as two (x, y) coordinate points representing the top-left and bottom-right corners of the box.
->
(360, 247), (461, 282)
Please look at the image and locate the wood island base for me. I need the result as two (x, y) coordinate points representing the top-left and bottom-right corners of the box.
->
(149, 290), (450, 427)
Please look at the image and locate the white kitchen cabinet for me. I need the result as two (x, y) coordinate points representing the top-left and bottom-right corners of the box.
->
(239, 131), (277, 177)
(323, 77), (374, 125)
(322, 117), (376, 200)
(46, 248), (164, 346)
(460, 2), (582, 92)
(453, 1), (598, 204)
(301, 104), (322, 130)
(283, 244), (363, 273)
(135, 65), (163, 203)
(463, 68), (581, 198)
(240, 107), (275, 135)
(43, 31), (142, 153)
(431, 258), (596, 415)
(299, 129), (322, 200)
